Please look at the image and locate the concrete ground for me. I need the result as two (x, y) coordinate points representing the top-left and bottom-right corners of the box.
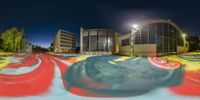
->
(0, 52), (199, 100)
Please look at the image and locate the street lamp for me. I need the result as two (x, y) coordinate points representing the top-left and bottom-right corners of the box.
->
(131, 24), (140, 56)
(182, 34), (186, 38)
(182, 33), (187, 49)
(132, 24), (139, 30)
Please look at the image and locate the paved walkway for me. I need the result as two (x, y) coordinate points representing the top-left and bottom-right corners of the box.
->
(0, 53), (199, 100)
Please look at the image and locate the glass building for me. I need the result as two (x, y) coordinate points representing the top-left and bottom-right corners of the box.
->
(118, 19), (189, 56)
(80, 28), (117, 55)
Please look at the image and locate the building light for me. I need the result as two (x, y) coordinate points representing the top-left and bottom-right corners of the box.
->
(182, 34), (186, 38)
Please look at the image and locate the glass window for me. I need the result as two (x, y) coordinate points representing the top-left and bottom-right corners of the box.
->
(157, 36), (163, 53)
(90, 31), (97, 52)
(163, 23), (169, 37)
(135, 31), (141, 44)
(157, 23), (163, 36)
(169, 24), (174, 38)
(98, 31), (107, 52)
(149, 23), (156, 44)
(121, 39), (130, 46)
(83, 31), (89, 51)
(83, 36), (89, 51)
(163, 38), (169, 52)
(108, 31), (115, 52)
(141, 26), (148, 44)
(134, 22), (183, 56)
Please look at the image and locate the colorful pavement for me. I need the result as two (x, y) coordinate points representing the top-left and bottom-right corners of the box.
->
(0, 52), (199, 100)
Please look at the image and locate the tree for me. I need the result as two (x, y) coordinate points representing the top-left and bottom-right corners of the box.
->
(1, 27), (28, 52)
(2, 29), (11, 51)
(0, 38), (3, 50)
(188, 36), (200, 52)
(32, 45), (49, 53)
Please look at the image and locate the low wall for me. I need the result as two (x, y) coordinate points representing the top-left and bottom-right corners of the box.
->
(82, 52), (112, 55)
(134, 44), (157, 56)
(177, 46), (188, 54)
(118, 46), (131, 56)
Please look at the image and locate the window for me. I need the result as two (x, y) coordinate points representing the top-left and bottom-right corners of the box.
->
(82, 30), (115, 52)
(149, 24), (156, 44)
(121, 39), (130, 46)
(163, 38), (169, 52)
(90, 31), (97, 52)
(83, 31), (89, 51)
(135, 31), (141, 44)
(98, 31), (107, 52)
(134, 22), (182, 55)
(169, 24), (174, 38)
(157, 23), (163, 36)
(108, 32), (115, 52)
(141, 26), (148, 44)
(163, 23), (169, 37)
(157, 37), (163, 53)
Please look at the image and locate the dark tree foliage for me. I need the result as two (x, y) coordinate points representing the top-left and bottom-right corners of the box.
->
(188, 36), (200, 52)
(32, 45), (49, 53)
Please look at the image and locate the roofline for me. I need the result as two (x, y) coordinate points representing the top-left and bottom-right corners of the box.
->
(58, 29), (76, 35)
(138, 19), (185, 34)
(81, 28), (118, 33)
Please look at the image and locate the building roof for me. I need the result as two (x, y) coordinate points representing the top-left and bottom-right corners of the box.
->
(81, 28), (118, 33)
(118, 19), (188, 38)
(138, 19), (185, 34)
(58, 29), (76, 36)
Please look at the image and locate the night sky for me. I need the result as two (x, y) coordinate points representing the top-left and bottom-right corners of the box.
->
(0, 0), (199, 47)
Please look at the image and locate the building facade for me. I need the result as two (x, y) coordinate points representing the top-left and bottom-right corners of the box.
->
(118, 19), (189, 56)
(53, 30), (76, 53)
(80, 28), (118, 55)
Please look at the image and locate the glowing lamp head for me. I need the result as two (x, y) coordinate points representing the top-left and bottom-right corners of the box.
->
(131, 24), (140, 31)
(182, 34), (186, 37)
(132, 24), (139, 29)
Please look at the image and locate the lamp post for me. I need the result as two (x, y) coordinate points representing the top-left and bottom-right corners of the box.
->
(131, 24), (139, 57)
(182, 33), (187, 52)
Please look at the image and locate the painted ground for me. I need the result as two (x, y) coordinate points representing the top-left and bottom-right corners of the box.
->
(0, 52), (199, 100)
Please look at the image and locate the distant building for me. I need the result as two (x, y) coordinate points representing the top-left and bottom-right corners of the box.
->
(80, 28), (119, 55)
(25, 43), (33, 54)
(53, 30), (76, 53)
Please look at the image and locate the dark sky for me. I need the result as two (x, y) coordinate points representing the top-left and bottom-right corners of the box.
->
(0, 0), (200, 47)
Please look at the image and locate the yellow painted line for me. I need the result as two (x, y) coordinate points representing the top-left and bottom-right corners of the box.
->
(0, 59), (10, 70)
(164, 55), (200, 71)
(108, 61), (116, 65)
(114, 56), (130, 62)
(0, 52), (14, 56)
(76, 55), (92, 62)
(132, 57), (141, 60)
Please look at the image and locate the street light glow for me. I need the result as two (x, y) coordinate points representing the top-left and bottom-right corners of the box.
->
(132, 24), (139, 29)
(182, 34), (186, 37)
(131, 24), (140, 31)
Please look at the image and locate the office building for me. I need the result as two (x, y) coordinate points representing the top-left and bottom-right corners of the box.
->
(53, 30), (76, 53)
